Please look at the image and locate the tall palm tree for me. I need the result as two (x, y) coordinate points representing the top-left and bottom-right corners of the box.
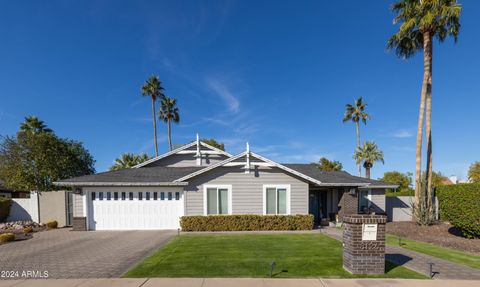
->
(20, 116), (53, 134)
(343, 97), (370, 176)
(109, 153), (150, 170)
(387, 0), (461, 216)
(353, 141), (384, 179)
(159, 97), (180, 151)
(141, 76), (165, 157)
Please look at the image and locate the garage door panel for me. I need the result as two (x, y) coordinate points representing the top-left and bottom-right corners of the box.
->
(89, 191), (183, 230)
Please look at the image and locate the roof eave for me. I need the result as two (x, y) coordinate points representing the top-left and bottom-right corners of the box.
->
(53, 181), (189, 187)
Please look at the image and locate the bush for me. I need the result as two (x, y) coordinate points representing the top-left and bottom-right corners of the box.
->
(180, 214), (314, 231)
(0, 198), (12, 222)
(0, 233), (15, 243)
(45, 220), (58, 229)
(437, 183), (480, 238)
(23, 226), (33, 234)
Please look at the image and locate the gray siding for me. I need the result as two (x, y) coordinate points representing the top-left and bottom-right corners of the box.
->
(370, 189), (386, 213)
(184, 166), (309, 215)
(145, 153), (228, 167)
(73, 193), (84, 217)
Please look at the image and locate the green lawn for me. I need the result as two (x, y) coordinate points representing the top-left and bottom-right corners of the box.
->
(386, 234), (480, 269)
(125, 233), (426, 279)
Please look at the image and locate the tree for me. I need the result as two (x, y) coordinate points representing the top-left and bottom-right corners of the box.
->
(468, 161), (480, 183)
(380, 171), (413, 194)
(159, 97), (180, 151)
(141, 75), (165, 157)
(109, 153), (150, 170)
(353, 141), (384, 179)
(201, 138), (225, 151)
(313, 157), (343, 172)
(0, 132), (95, 191)
(343, 97), (370, 176)
(387, 0), (462, 224)
(19, 116), (53, 134)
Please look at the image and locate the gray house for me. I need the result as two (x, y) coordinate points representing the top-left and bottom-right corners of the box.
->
(55, 137), (396, 231)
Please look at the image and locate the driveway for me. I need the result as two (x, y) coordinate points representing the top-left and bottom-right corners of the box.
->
(0, 228), (175, 279)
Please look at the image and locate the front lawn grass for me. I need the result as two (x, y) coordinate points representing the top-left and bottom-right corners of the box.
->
(124, 233), (427, 278)
(386, 234), (480, 269)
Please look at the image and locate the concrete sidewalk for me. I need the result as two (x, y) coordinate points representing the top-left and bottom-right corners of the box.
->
(0, 278), (479, 287)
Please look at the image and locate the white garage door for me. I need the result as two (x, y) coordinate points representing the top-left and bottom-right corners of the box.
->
(88, 191), (184, 230)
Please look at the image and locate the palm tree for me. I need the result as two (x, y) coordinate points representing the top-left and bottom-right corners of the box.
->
(141, 76), (165, 157)
(387, 0), (461, 216)
(159, 97), (180, 151)
(353, 141), (384, 179)
(343, 97), (370, 176)
(20, 116), (53, 134)
(109, 153), (150, 170)
(313, 157), (343, 172)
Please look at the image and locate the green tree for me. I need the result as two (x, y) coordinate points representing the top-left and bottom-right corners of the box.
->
(387, 0), (462, 224)
(313, 157), (343, 172)
(0, 132), (95, 191)
(109, 153), (150, 170)
(19, 116), (53, 134)
(201, 138), (225, 151)
(159, 97), (180, 151)
(468, 161), (480, 183)
(380, 171), (413, 194)
(141, 75), (165, 157)
(353, 141), (384, 179)
(343, 97), (370, 176)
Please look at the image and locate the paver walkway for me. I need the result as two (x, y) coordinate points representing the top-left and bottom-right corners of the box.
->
(0, 229), (175, 279)
(321, 227), (480, 280)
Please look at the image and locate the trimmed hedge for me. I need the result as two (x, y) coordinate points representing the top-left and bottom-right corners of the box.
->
(0, 233), (15, 243)
(180, 214), (314, 231)
(0, 198), (12, 222)
(437, 183), (480, 238)
(46, 220), (58, 229)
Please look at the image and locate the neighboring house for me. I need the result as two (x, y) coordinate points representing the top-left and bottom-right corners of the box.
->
(0, 182), (30, 199)
(55, 136), (396, 231)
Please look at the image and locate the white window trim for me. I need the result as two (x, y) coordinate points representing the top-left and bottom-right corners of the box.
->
(203, 185), (233, 215)
(262, 184), (291, 215)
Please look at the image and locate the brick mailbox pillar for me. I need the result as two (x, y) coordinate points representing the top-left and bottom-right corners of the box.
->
(343, 214), (387, 274)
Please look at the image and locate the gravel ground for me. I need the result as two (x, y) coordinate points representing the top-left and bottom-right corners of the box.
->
(387, 221), (480, 254)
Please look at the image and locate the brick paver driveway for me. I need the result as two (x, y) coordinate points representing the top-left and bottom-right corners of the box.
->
(0, 228), (175, 279)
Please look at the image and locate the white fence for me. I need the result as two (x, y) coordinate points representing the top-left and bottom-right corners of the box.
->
(386, 196), (438, 222)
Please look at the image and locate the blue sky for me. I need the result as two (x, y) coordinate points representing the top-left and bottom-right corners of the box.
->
(0, 1), (479, 180)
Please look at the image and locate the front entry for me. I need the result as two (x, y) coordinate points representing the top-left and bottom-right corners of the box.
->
(309, 191), (327, 224)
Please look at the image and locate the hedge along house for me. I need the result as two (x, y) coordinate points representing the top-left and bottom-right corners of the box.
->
(55, 135), (397, 231)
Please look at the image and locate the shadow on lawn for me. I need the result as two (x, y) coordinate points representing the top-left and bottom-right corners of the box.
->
(386, 254), (413, 268)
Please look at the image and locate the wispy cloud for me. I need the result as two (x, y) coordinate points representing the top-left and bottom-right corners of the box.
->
(392, 129), (414, 138)
(206, 78), (240, 113)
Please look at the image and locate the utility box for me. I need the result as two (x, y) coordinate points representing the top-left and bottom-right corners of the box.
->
(343, 214), (386, 274)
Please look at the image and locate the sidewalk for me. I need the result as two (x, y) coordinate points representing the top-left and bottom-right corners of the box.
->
(1, 278), (479, 287)
(321, 227), (480, 280)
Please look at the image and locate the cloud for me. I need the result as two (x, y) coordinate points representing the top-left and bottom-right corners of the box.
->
(206, 78), (240, 113)
(392, 129), (414, 138)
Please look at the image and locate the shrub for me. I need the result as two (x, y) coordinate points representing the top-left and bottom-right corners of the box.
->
(437, 183), (480, 238)
(45, 220), (58, 229)
(180, 214), (314, 232)
(0, 198), (12, 222)
(23, 226), (33, 234)
(0, 233), (15, 243)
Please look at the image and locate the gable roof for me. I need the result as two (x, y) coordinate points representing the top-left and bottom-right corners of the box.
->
(133, 140), (232, 168)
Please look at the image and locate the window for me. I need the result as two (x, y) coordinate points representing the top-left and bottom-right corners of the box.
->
(153, 192), (158, 200)
(168, 192), (172, 200)
(175, 192), (180, 200)
(146, 192), (150, 200)
(121, 192), (126, 200)
(160, 192), (165, 200)
(91, 192), (96, 201)
(138, 192), (143, 200)
(99, 192), (104, 200)
(129, 192), (133, 200)
(106, 192), (111, 200)
(204, 185), (231, 215)
(114, 192), (118, 200)
(358, 190), (369, 213)
(264, 185), (290, 215)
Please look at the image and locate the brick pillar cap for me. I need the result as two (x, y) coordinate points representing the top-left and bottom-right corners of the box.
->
(343, 214), (387, 224)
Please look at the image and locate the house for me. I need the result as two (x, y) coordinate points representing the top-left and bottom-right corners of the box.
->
(0, 181), (31, 199)
(55, 136), (397, 231)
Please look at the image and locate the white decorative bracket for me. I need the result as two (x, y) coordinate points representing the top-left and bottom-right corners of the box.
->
(245, 142), (250, 174)
(195, 133), (202, 166)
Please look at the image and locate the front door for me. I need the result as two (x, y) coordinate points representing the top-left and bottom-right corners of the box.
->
(309, 191), (327, 224)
